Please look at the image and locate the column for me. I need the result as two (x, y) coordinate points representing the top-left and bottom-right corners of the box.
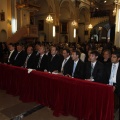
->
(115, 0), (120, 47)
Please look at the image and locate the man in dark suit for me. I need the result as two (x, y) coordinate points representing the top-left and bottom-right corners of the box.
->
(104, 50), (120, 95)
(13, 43), (26, 67)
(6, 43), (17, 65)
(104, 50), (120, 112)
(36, 45), (48, 71)
(66, 50), (85, 79)
(60, 48), (73, 75)
(47, 46), (63, 72)
(34, 42), (41, 56)
(85, 50), (104, 83)
(23, 46), (36, 69)
(100, 49), (111, 65)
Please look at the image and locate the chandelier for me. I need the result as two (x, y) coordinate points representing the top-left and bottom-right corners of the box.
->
(46, 14), (53, 23)
(71, 20), (78, 28)
(114, 0), (118, 4)
(88, 24), (93, 29)
(98, 26), (102, 30)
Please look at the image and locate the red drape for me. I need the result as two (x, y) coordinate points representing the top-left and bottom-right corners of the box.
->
(0, 64), (114, 120)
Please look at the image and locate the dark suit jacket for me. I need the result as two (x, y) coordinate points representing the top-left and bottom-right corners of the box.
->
(6, 50), (17, 65)
(104, 62), (120, 95)
(100, 58), (111, 65)
(24, 53), (36, 69)
(70, 59), (85, 79)
(85, 61), (104, 83)
(36, 54), (48, 71)
(47, 54), (63, 72)
(13, 50), (26, 67)
(61, 57), (73, 75)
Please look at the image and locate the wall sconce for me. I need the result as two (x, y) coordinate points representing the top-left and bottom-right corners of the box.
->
(7, 19), (11, 25)
(99, 26), (102, 30)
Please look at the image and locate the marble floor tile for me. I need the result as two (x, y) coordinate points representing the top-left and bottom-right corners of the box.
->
(23, 107), (77, 120)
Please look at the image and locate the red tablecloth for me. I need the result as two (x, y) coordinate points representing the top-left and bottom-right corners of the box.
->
(0, 64), (114, 120)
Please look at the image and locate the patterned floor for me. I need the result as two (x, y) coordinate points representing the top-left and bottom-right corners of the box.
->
(0, 90), (76, 120)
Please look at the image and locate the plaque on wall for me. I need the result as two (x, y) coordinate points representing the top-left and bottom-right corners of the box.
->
(0, 12), (5, 21)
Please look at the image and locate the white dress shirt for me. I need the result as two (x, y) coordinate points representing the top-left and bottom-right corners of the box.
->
(8, 50), (14, 62)
(72, 59), (79, 77)
(91, 61), (97, 69)
(61, 56), (70, 71)
(109, 62), (119, 85)
(24, 54), (31, 68)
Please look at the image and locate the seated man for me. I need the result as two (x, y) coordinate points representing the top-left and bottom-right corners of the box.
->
(104, 50), (120, 112)
(85, 50), (104, 83)
(6, 43), (17, 65)
(47, 46), (63, 72)
(100, 49), (111, 65)
(60, 48), (73, 75)
(13, 43), (26, 67)
(23, 46), (36, 69)
(66, 50), (85, 79)
(104, 50), (120, 95)
(35, 45), (48, 71)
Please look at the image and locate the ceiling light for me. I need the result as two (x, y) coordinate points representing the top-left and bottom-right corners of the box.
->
(71, 20), (78, 28)
(88, 24), (93, 29)
(46, 14), (53, 23)
(104, 0), (106, 3)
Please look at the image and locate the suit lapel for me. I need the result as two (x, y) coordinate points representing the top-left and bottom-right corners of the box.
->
(74, 60), (80, 73)
(92, 61), (98, 75)
(108, 63), (112, 79)
(116, 63), (120, 83)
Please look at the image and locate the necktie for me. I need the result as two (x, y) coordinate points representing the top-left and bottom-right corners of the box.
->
(51, 56), (54, 61)
(72, 62), (77, 77)
(90, 63), (94, 79)
(61, 59), (67, 73)
(14, 52), (19, 60)
(24, 55), (30, 68)
(37, 56), (42, 68)
(112, 64), (116, 78)
(109, 64), (116, 85)
(8, 51), (12, 62)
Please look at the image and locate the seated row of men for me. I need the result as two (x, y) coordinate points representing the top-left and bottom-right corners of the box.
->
(5, 43), (120, 95)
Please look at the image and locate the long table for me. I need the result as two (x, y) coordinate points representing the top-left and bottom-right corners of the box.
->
(0, 64), (114, 120)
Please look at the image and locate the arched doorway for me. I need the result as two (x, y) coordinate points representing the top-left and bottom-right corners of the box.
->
(78, 7), (89, 42)
(0, 29), (7, 42)
(90, 21), (110, 43)
(59, 0), (75, 43)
